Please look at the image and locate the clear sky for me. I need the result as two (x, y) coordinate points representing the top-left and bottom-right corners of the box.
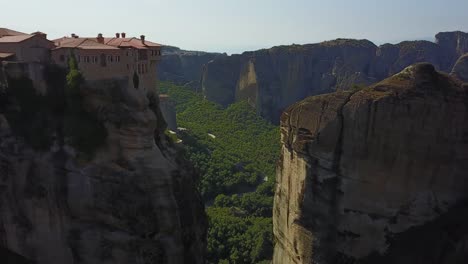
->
(2, 0), (467, 54)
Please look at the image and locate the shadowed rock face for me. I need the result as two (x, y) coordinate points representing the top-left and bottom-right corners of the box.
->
(158, 46), (225, 90)
(201, 31), (468, 123)
(0, 64), (206, 264)
(273, 63), (468, 264)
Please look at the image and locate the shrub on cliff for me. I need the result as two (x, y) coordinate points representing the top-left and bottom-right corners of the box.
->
(64, 56), (107, 159)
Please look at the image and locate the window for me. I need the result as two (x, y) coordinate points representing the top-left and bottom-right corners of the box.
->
(126, 51), (129, 56)
(116, 56), (120, 62)
(137, 64), (141, 74)
(60, 55), (65, 62)
(100, 54), (107, 67)
(138, 49), (147, 61)
(127, 64), (129, 70)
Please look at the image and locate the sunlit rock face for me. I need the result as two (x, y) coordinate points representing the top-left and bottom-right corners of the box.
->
(452, 54), (468, 83)
(201, 31), (468, 123)
(273, 63), (468, 264)
(0, 64), (206, 264)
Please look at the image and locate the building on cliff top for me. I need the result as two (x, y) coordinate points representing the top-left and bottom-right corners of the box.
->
(0, 28), (163, 92)
(52, 33), (162, 90)
(0, 28), (55, 63)
(1, 27), (173, 127)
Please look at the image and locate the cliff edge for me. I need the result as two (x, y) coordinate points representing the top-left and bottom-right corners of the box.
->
(0, 62), (206, 264)
(273, 63), (468, 263)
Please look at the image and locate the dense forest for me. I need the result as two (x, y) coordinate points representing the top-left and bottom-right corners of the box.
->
(159, 82), (280, 264)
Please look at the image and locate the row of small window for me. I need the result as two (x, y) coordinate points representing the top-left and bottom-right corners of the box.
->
(130, 63), (150, 74)
(78, 55), (121, 63)
(150, 50), (161, 56)
(124, 50), (161, 56)
(58, 55), (121, 63)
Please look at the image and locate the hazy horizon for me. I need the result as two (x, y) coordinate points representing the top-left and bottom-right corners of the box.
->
(2, 0), (467, 54)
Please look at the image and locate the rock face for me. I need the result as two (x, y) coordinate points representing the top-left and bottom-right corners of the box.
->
(0, 63), (206, 264)
(201, 31), (468, 123)
(273, 63), (468, 264)
(159, 94), (177, 131)
(451, 54), (468, 82)
(158, 46), (225, 90)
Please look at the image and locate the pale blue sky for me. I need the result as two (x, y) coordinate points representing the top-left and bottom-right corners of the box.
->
(2, 0), (467, 54)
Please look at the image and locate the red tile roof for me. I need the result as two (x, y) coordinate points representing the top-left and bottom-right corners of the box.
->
(105, 37), (162, 49)
(0, 34), (34, 43)
(0, 28), (27, 37)
(54, 35), (161, 50)
(0, 52), (14, 58)
(53, 37), (119, 50)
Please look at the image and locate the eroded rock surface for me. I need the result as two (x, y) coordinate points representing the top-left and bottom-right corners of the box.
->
(273, 63), (468, 264)
(0, 64), (206, 264)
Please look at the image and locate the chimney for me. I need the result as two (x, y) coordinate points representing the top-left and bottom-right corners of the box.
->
(140, 35), (145, 44)
(121, 32), (126, 38)
(71, 33), (76, 38)
(116, 33), (120, 38)
(97, 33), (104, 44)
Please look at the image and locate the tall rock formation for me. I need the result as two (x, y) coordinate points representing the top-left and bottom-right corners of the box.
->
(451, 54), (468, 82)
(0, 62), (206, 264)
(201, 31), (468, 123)
(158, 46), (225, 90)
(273, 63), (468, 264)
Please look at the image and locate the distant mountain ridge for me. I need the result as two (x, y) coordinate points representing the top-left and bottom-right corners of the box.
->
(199, 31), (468, 123)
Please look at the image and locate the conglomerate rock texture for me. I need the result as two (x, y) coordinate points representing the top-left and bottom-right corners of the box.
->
(0, 62), (206, 264)
(273, 63), (468, 264)
(201, 31), (468, 123)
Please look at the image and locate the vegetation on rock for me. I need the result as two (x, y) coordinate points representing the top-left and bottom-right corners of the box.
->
(1, 57), (106, 158)
(64, 56), (107, 159)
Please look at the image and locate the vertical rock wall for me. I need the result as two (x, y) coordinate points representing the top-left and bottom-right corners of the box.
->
(273, 63), (468, 264)
(0, 65), (206, 264)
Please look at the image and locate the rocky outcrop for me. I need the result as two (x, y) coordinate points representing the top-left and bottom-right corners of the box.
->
(436, 31), (468, 70)
(451, 54), (468, 82)
(159, 94), (177, 131)
(0, 63), (206, 264)
(201, 31), (468, 123)
(158, 46), (225, 90)
(273, 63), (468, 264)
